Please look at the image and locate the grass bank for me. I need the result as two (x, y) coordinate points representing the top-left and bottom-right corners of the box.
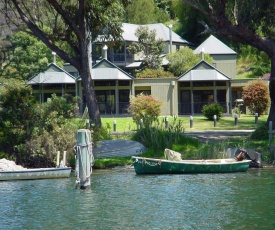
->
(101, 115), (268, 132)
(94, 115), (272, 169)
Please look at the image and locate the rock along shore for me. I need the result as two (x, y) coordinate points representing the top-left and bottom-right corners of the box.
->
(0, 158), (26, 171)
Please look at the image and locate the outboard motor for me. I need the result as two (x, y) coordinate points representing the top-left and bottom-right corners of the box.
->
(225, 148), (262, 168)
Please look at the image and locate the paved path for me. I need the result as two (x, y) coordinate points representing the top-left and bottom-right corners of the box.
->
(93, 140), (146, 159)
(185, 130), (254, 142)
(93, 130), (254, 158)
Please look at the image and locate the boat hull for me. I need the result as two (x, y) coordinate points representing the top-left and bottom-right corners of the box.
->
(132, 157), (251, 174)
(0, 167), (71, 181)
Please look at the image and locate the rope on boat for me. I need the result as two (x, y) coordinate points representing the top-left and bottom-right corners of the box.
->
(139, 158), (162, 167)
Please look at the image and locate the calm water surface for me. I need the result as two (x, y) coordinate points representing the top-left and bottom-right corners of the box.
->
(1, 168), (275, 230)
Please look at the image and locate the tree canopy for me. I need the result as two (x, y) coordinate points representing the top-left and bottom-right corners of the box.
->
(166, 47), (213, 76)
(1, 31), (55, 80)
(124, 0), (169, 24)
(1, 0), (125, 126)
(182, 0), (275, 126)
(127, 26), (164, 69)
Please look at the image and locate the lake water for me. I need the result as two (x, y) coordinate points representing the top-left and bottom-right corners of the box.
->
(1, 168), (275, 230)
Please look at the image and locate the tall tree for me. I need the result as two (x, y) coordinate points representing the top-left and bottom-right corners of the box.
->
(182, 0), (275, 127)
(125, 0), (169, 24)
(127, 26), (164, 69)
(1, 31), (53, 80)
(1, 0), (124, 126)
(166, 47), (213, 76)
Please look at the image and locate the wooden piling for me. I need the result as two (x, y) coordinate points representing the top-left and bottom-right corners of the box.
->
(75, 129), (93, 189)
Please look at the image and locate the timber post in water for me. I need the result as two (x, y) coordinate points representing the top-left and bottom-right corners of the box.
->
(75, 129), (94, 189)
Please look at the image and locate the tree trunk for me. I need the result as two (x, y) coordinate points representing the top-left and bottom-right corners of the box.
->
(267, 55), (275, 128)
(79, 39), (101, 127)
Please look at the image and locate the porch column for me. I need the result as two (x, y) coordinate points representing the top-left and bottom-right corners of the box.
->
(115, 80), (119, 115)
(191, 82), (194, 115)
(214, 81), (217, 103)
(39, 84), (42, 103)
(124, 42), (127, 66)
(228, 81), (232, 114)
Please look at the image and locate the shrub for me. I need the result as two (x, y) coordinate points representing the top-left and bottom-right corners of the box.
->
(166, 47), (213, 76)
(250, 122), (268, 140)
(202, 103), (223, 120)
(0, 81), (37, 154)
(128, 93), (162, 127)
(136, 68), (175, 78)
(242, 79), (270, 116)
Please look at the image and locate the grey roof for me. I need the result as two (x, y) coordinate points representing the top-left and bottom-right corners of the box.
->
(91, 59), (133, 80)
(125, 55), (168, 68)
(121, 23), (190, 45)
(125, 61), (143, 69)
(178, 60), (230, 81)
(28, 63), (76, 84)
(194, 35), (236, 55)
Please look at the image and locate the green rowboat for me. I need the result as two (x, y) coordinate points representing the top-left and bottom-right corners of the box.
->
(131, 156), (251, 174)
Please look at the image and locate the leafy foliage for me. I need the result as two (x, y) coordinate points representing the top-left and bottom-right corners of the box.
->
(0, 80), (37, 153)
(237, 45), (271, 77)
(202, 103), (223, 121)
(171, 0), (209, 44)
(242, 80), (270, 116)
(127, 26), (164, 69)
(129, 93), (162, 127)
(136, 68), (175, 78)
(125, 0), (169, 24)
(250, 122), (268, 140)
(132, 118), (205, 160)
(166, 47), (213, 76)
(1, 31), (54, 80)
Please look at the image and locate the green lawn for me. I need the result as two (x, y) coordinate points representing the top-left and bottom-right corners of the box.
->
(101, 115), (268, 132)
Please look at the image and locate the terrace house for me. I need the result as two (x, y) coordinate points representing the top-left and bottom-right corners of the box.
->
(29, 23), (249, 116)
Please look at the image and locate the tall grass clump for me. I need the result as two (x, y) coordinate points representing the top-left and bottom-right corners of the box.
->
(132, 118), (201, 158)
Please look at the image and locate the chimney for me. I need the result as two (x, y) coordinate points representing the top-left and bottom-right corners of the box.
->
(103, 45), (108, 59)
(169, 24), (173, 53)
(52, 51), (56, 64)
(201, 47), (205, 60)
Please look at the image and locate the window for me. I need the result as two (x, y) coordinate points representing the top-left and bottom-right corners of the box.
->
(43, 84), (61, 90)
(193, 81), (213, 87)
(135, 86), (151, 96)
(216, 81), (226, 86)
(94, 81), (115, 86)
(119, 81), (130, 86)
(179, 82), (190, 87)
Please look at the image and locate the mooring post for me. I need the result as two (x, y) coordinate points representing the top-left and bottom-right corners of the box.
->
(213, 115), (217, 127)
(234, 114), (238, 126)
(190, 116), (193, 128)
(113, 120), (116, 132)
(140, 119), (143, 129)
(56, 151), (60, 167)
(255, 113), (258, 124)
(63, 151), (67, 166)
(165, 117), (169, 129)
(75, 129), (93, 189)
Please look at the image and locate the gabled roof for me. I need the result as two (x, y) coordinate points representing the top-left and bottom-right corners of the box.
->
(28, 63), (76, 84)
(120, 23), (190, 45)
(178, 60), (231, 81)
(89, 59), (133, 80)
(125, 55), (168, 69)
(194, 35), (236, 55)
